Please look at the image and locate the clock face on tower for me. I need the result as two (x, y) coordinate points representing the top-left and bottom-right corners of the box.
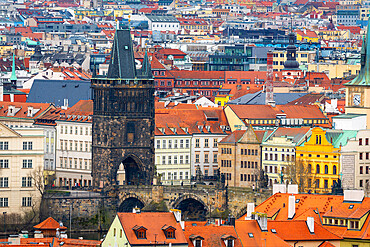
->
(353, 94), (361, 106)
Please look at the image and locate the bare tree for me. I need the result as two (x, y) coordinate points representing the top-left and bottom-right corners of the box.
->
(284, 158), (316, 193)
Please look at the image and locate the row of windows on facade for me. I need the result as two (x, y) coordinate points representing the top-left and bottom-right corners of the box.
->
(60, 158), (91, 170)
(240, 174), (258, 182)
(264, 147), (295, 152)
(59, 177), (92, 187)
(264, 153), (295, 161)
(241, 161), (258, 169)
(308, 179), (332, 189)
(162, 171), (190, 180)
(221, 148), (232, 154)
(195, 153), (218, 163)
(0, 197), (32, 208)
(159, 155), (190, 165)
(0, 141), (33, 151)
(156, 139), (190, 149)
(359, 166), (370, 174)
(60, 126), (92, 136)
(359, 152), (370, 160)
(308, 164), (338, 175)
(241, 149), (258, 156)
(273, 53), (308, 58)
(0, 177), (33, 187)
(324, 218), (361, 229)
(299, 153), (337, 159)
(152, 23), (179, 28)
(60, 140), (92, 152)
(0, 159), (33, 169)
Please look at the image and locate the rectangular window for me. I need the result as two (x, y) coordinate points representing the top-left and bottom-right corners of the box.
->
(174, 140), (178, 148)
(22, 197), (32, 207)
(213, 154), (217, 163)
(180, 155), (183, 164)
(0, 142), (8, 150)
(162, 140), (166, 149)
(22, 160), (32, 169)
(23, 142), (33, 150)
(168, 140), (172, 149)
(156, 140), (160, 149)
(195, 139), (200, 148)
(204, 154), (209, 163)
(0, 198), (8, 207)
(185, 139), (190, 148)
(195, 154), (200, 163)
(213, 139), (218, 147)
(180, 140), (184, 148)
(22, 177), (32, 187)
(0, 177), (8, 187)
(174, 156), (178, 164)
(204, 139), (209, 148)
(185, 155), (189, 164)
(168, 156), (172, 164)
(0, 160), (8, 168)
(359, 138), (363, 145)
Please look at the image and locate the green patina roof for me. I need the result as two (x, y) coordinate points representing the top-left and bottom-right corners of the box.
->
(345, 22), (370, 86)
(9, 54), (17, 82)
(325, 130), (358, 148)
(332, 113), (366, 119)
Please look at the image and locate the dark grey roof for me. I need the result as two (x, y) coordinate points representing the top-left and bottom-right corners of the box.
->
(228, 91), (308, 105)
(107, 29), (136, 79)
(27, 79), (91, 107)
(146, 15), (179, 23)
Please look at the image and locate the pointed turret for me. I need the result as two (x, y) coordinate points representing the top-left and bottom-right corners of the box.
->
(346, 23), (370, 86)
(138, 49), (153, 79)
(107, 28), (136, 79)
(10, 53), (17, 84)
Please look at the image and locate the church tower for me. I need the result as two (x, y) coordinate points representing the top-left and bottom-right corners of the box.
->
(344, 23), (370, 128)
(282, 32), (302, 79)
(91, 28), (155, 188)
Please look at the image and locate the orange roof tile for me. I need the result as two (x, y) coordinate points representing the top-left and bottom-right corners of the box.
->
(34, 217), (67, 230)
(184, 224), (243, 247)
(117, 212), (187, 245)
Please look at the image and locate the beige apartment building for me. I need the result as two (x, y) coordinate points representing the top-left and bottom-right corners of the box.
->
(218, 127), (265, 188)
(0, 123), (44, 215)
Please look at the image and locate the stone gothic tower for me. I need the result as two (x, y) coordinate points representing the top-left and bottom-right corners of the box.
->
(91, 28), (155, 188)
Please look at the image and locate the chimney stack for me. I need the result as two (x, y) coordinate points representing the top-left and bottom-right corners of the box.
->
(245, 203), (255, 220)
(255, 213), (268, 231)
(307, 217), (314, 233)
(288, 195), (296, 219)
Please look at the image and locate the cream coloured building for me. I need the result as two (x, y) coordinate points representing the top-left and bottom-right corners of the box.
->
(0, 123), (44, 215)
(273, 50), (316, 71)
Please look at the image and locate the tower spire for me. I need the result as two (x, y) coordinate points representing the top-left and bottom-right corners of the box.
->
(10, 53), (17, 86)
(140, 49), (153, 79)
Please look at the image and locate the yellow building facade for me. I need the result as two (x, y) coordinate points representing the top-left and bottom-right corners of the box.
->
(273, 50), (316, 71)
(295, 127), (340, 194)
(306, 63), (361, 80)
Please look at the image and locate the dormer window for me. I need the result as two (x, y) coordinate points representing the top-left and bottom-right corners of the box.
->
(221, 235), (236, 247)
(162, 225), (176, 239)
(189, 234), (204, 247)
(132, 225), (147, 239)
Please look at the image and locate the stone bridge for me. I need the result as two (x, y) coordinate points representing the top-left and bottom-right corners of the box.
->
(44, 185), (271, 230)
(116, 185), (271, 219)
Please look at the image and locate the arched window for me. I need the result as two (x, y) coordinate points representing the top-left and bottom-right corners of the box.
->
(308, 164), (312, 173)
(316, 164), (320, 174)
(333, 165), (337, 175)
(325, 165), (328, 174)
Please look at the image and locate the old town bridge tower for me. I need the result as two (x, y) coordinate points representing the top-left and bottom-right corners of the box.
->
(91, 28), (155, 188)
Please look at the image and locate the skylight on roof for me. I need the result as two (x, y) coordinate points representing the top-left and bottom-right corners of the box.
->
(295, 199), (300, 203)
(271, 229), (276, 233)
(349, 205), (354, 209)
(248, 233), (254, 238)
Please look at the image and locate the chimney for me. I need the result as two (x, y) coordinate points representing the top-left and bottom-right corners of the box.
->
(171, 209), (184, 230)
(273, 184), (286, 194)
(344, 190), (364, 202)
(307, 217), (314, 233)
(245, 203), (255, 220)
(61, 99), (69, 110)
(288, 195), (296, 219)
(267, 101), (276, 107)
(255, 213), (268, 231)
(287, 184), (298, 194)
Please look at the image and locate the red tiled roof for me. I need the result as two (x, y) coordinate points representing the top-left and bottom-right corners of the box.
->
(235, 220), (291, 247)
(184, 224), (243, 247)
(34, 217), (67, 230)
(267, 220), (342, 241)
(117, 212), (187, 245)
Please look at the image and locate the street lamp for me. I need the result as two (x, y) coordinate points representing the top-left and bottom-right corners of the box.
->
(80, 175), (83, 187)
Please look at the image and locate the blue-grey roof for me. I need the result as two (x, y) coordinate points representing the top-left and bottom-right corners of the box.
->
(228, 91), (308, 105)
(27, 79), (91, 107)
